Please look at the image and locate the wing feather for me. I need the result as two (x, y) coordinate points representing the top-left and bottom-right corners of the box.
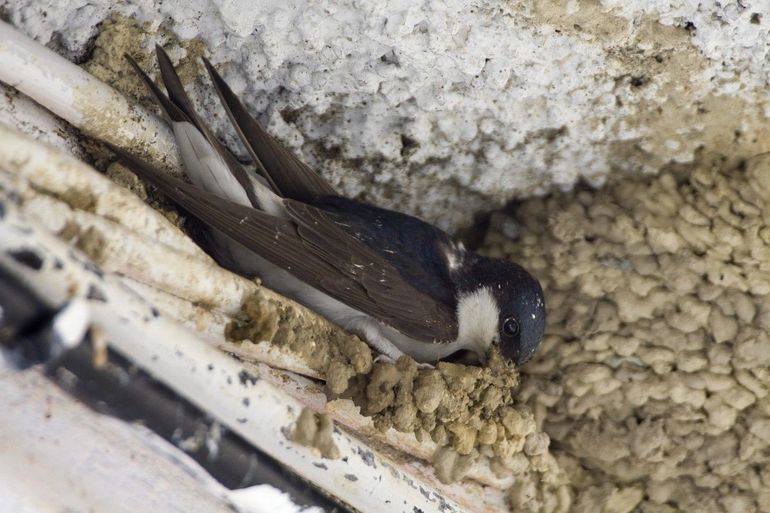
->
(131, 46), (263, 208)
(114, 146), (458, 342)
(283, 200), (458, 340)
(202, 57), (337, 202)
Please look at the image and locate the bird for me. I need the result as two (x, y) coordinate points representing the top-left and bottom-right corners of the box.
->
(113, 46), (546, 366)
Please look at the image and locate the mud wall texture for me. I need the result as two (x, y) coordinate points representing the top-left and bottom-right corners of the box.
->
(490, 154), (770, 512)
(3, 1), (769, 231)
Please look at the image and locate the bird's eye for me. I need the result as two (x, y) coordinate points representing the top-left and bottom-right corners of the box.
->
(503, 317), (520, 337)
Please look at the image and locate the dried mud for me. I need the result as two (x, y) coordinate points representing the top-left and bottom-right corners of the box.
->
(243, 150), (770, 512)
(290, 408), (340, 460)
(82, 14), (207, 113)
(487, 153), (770, 513)
(228, 292), (563, 497)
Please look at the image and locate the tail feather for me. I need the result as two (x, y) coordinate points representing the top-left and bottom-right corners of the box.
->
(154, 45), (200, 127)
(126, 47), (287, 216)
(153, 46), (260, 204)
(127, 47), (263, 209)
(125, 54), (188, 123)
(201, 57), (337, 203)
(172, 121), (252, 207)
(200, 57), (279, 193)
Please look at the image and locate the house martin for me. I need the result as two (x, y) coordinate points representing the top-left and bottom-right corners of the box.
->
(113, 46), (545, 365)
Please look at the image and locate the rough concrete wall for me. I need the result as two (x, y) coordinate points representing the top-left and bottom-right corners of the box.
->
(3, 1), (768, 231)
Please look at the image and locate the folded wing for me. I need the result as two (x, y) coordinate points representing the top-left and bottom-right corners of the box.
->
(114, 145), (458, 342)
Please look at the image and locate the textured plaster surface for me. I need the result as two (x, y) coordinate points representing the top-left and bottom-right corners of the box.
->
(3, 0), (770, 230)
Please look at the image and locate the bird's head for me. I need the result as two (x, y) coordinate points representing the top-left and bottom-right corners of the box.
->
(455, 256), (545, 366)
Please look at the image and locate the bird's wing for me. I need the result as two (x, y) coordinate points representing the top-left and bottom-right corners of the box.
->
(112, 146), (458, 343)
(281, 199), (458, 341)
(201, 56), (337, 203)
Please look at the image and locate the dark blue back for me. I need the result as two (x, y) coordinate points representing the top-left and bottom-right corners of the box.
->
(311, 196), (457, 309)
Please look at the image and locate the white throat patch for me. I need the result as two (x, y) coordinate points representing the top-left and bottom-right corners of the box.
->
(456, 287), (499, 353)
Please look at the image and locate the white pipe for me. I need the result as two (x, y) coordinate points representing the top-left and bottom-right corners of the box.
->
(0, 195), (507, 513)
(0, 20), (181, 173)
(0, 366), (246, 513)
(122, 276), (323, 379)
(1, 168), (255, 313)
(0, 123), (201, 258)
